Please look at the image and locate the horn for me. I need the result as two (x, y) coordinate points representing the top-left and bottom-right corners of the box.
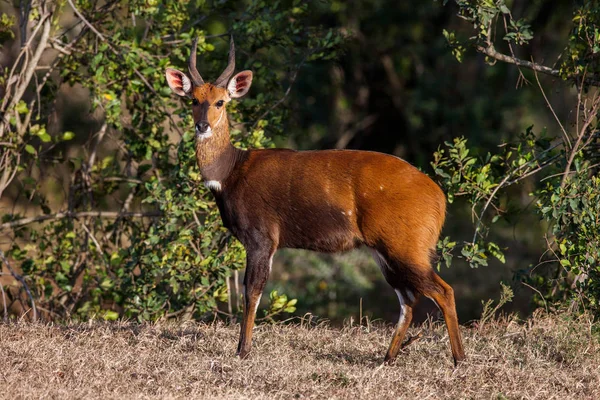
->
(188, 37), (204, 87)
(214, 36), (235, 88)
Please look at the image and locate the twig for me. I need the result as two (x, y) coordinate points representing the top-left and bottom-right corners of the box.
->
(226, 277), (232, 316)
(105, 181), (138, 243)
(541, 161), (600, 182)
(80, 223), (104, 256)
(470, 140), (563, 244)
(532, 67), (572, 150)
(501, 14), (530, 88)
(476, 44), (600, 87)
(401, 331), (423, 349)
(472, 173), (512, 244)
(0, 249), (37, 321)
(234, 269), (240, 314)
(471, 154), (549, 244)
(0, 280), (8, 322)
(0, 211), (162, 231)
(2, 13), (51, 115)
(165, 283), (216, 318)
(575, 69), (587, 143)
(67, 0), (106, 41)
(504, 154), (561, 186)
(251, 55), (309, 130)
(165, 303), (196, 319)
(87, 122), (108, 170)
(2, 9), (47, 112)
(521, 282), (548, 314)
(561, 94), (600, 188)
(102, 177), (144, 184)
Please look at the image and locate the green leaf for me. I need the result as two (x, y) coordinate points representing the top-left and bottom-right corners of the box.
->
(100, 278), (114, 290)
(559, 242), (567, 255)
(16, 100), (28, 114)
(25, 144), (36, 154)
(103, 310), (119, 321)
(62, 131), (75, 141)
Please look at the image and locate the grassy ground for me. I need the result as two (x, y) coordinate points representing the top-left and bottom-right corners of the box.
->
(2, 312), (599, 399)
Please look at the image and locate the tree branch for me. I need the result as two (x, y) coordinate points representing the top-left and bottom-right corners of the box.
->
(0, 249), (37, 321)
(533, 68), (572, 150)
(476, 44), (600, 87)
(0, 279), (8, 322)
(2, 14), (51, 117)
(1, 211), (162, 231)
(561, 94), (600, 188)
(66, 0), (106, 41)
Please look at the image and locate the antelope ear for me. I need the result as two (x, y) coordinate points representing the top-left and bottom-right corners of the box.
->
(227, 70), (253, 98)
(165, 68), (193, 97)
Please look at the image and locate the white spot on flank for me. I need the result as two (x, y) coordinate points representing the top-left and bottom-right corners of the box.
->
(341, 211), (346, 215)
(347, 210), (353, 216)
(204, 180), (222, 191)
(379, 185), (384, 191)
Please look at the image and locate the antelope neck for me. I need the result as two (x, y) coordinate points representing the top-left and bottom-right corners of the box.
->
(194, 118), (244, 183)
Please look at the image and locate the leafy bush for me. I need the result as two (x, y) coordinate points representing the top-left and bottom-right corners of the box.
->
(436, 0), (600, 314)
(0, 0), (340, 321)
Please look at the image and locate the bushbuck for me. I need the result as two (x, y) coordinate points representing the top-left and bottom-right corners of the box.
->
(165, 38), (465, 366)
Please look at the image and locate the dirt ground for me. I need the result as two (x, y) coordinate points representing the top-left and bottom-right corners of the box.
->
(1, 312), (599, 399)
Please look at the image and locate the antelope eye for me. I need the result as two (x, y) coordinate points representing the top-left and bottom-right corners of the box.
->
(192, 98), (199, 106)
(215, 100), (224, 108)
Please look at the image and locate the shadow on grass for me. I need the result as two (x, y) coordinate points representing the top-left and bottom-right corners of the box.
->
(316, 350), (383, 365)
(50, 322), (207, 343)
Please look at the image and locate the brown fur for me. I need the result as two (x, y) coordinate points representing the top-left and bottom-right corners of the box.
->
(166, 61), (465, 366)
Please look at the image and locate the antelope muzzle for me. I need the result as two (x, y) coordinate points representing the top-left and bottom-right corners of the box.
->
(195, 120), (212, 139)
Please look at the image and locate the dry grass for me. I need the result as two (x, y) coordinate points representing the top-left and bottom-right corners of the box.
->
(2, 312), (599, 399)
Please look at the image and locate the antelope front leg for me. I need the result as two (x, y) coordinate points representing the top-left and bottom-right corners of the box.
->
(236, 243), (275, 359)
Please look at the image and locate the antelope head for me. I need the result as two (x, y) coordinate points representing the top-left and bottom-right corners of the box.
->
(165, 37), (253, 141)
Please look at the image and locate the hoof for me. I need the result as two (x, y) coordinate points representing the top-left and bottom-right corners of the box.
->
(453, 355), (466, 367)
(383, 355), (396, 365)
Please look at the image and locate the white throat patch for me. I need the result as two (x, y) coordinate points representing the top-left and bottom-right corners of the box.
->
(204, 180), (222, 192)
(196, 127), (213, 141)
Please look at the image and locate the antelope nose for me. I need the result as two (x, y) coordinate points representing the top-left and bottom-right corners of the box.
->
(196, 121), (210, 133)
